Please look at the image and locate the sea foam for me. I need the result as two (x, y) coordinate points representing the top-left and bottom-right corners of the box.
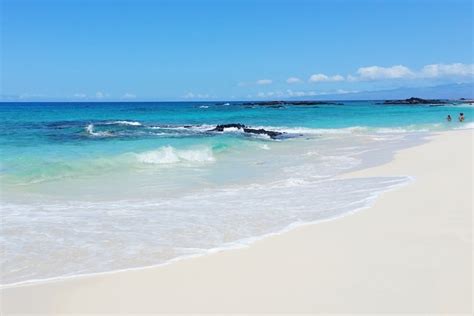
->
(1, 175), (411, 286)
(135, 146), (215, 164)
(85, 124), (114, 137)
(106, 120), (142, 126)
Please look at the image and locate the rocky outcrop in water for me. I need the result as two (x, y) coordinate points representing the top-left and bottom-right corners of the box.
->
(211, 123), (246, 131)
(381, 97), (446, 105)
(458, 98), (474, 104)
(242, 127), (282, 138)
(209, 124), (283, 139)
(242, 100), (343, 106)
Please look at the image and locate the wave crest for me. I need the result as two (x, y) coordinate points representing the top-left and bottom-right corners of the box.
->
(105, 120), (142, 126)
(253, 125), (369, 135)
(454, 122), (474, 130)
(135, 146), (215, 164)
(85, 124), (114, 137)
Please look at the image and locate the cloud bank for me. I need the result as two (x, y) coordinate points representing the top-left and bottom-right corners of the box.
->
(309, 74), (345, 82)
(420, 63), (474, 78)
(256, 79), (273, 85)
(286, 77), (302, 84)
(183, 92), (211, 99)
(352, 63), (473, 81)
(253, 63), (473, 87)
(355, 65), (414, 80)
(310, 63), (473, 83)
(122, 93), (136, 99)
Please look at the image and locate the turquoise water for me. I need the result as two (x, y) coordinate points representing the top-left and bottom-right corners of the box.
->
(1, 101), (472, 285)
(1, 101), (471, 186)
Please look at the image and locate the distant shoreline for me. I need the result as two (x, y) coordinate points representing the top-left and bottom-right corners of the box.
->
(0, 97), (473, 104)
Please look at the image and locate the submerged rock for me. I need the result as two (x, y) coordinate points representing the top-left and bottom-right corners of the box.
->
(242, 100), (343, 106)
(287, 101), (343, 106)
(211, 123), (246, 131)
(458, 98), (474, 104)
(381, 97), (447, 105)
(209, 123), (283, 139)
(242, 127), (282, 138)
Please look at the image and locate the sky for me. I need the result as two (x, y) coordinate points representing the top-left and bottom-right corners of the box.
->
(1, 0), (473, 101)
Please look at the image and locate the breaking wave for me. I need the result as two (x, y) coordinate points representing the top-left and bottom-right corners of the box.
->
(253, 126), (369, 135)
(134, 146), (216, 164)
(85, 124), (114, 137)
(454, 122), (474, 129)
(252, 124), (442, 135)
(78, 121), (445, 140)
(148, 124), (215, 132)
(105, 120), (142, 126)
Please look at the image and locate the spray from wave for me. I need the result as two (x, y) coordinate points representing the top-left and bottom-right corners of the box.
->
(253, 126), (369, 135)
(79, 122), (445, 141)
(454, 122), (474, 130)
(84, 124), (114, 137)
(135, 146), (216, 164)
(148, 124), (215, 132)
(105, 120), (142, 126)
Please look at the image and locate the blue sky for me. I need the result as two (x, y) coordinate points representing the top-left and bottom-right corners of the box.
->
(1, 0), (473, 101)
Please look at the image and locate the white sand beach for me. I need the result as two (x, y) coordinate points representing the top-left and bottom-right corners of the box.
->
(1, 129), (472, 314)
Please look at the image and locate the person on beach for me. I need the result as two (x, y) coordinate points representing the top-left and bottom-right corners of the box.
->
(459, 113), (464, 122)
(447, 115), (452, 122)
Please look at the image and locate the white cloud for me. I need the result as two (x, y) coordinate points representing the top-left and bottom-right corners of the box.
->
(309, 74), (329, 82)
(335, 89), (359, 94)
(356, 65), (414, 80)
(241, 62), (473, 96)
(256, 79), (272, 85)
(346, 74), (358, 82)
(286, 89), (318, 97)
(351, 63), (473, 81)
(73, 93), (87, 98)
(254, 89), (360, 99)
(309, 73), (345, 83)
(420, 63), (474, 78)
(122, 93), (136, 99)
(183, 92), (211, 99)
(256, 90), (285, 98)
(286, 77), (302, 84)
(331, 74), (345, 82)
(261, 88), (365, 98)
(95, 91), (105, 98)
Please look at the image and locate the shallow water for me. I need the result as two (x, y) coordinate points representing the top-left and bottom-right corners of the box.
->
(0, 101), (472, 285)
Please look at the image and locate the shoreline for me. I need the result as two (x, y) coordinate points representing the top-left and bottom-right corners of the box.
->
(0, 132), (424, 289)
(1, 129), (472, 314)
(0, 176), (414, 290)
(0, 131), (427, 288)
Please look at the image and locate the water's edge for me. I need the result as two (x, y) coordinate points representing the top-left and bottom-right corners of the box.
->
(0, 132), (436, 289)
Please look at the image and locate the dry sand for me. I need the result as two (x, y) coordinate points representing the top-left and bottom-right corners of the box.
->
(1, 130), (472, 314)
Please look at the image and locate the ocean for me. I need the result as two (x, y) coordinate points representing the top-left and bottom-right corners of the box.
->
(0, 100), (472, 286)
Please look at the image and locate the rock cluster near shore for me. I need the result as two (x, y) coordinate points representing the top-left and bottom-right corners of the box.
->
(458, 98), (474, 104)
(209, 123), (283, 139)
(381, 97), (447, 105)
(241, 101), (343, 106)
